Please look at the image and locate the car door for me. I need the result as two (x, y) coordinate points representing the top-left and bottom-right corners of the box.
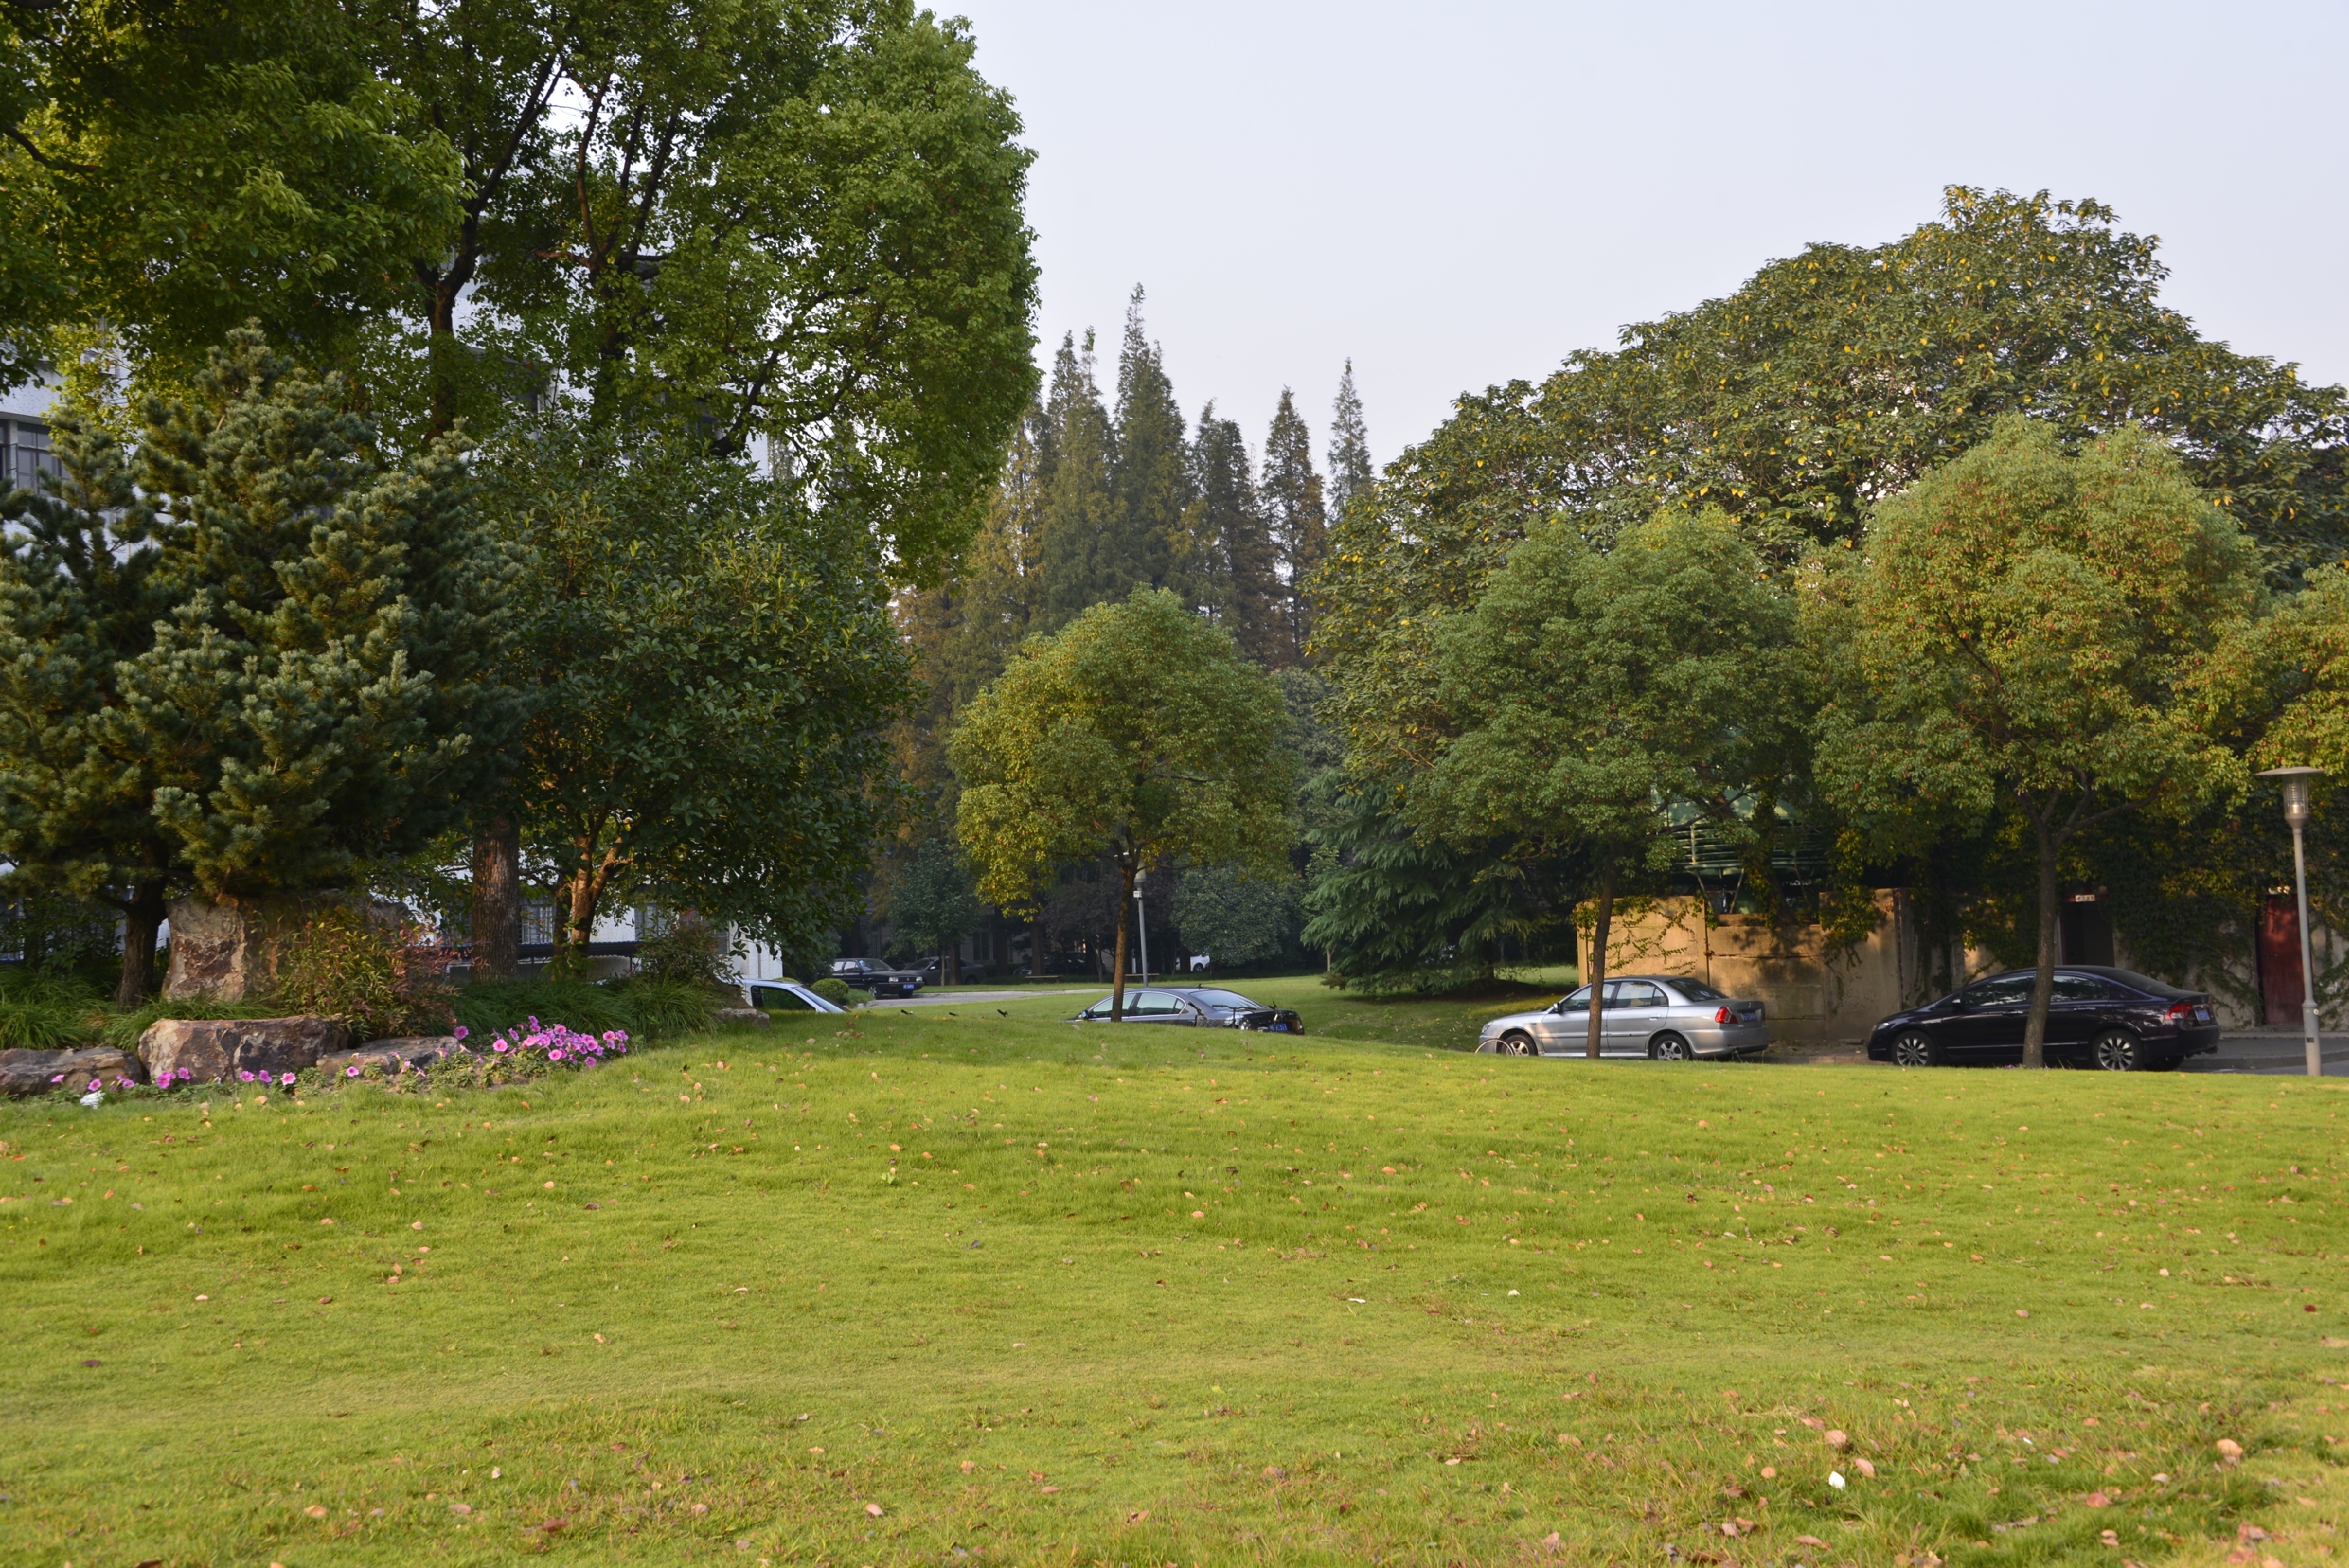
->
(1537, 987), (1593, 1053)
(1125, 989), (1185, 1023)
(1942, 974), (2032, 1061)
(1604, 980), (1667, 1055)
(2048, 972), (2118, 1059)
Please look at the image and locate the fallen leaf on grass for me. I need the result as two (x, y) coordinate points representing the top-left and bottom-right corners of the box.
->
(305, 1505), (328, 1518)
(1127, 1508), (1150, 1523)
(1824, 1428), (1848, 1447)
(1853, 1456), (1875, 1478)
(864, 1502), (883, 1517)
(2084, 1490), (2111, 1507)
(1797, 1535), (1830, 1548)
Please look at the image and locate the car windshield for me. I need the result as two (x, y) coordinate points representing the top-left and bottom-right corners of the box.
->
(1183, 989), (1261, 1009)
(1665, 977), (1728, 1002)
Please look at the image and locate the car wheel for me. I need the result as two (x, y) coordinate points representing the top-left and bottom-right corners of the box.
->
(1890, 1031), (1939, 1067)
(1650, 1033), (1695, 1061)
(1497, 1031), (1539, 1057)
(2092, 1029), (2144, 1071)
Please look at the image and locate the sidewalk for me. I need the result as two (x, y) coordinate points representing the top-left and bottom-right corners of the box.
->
(1765, 1030), (2349, 1076)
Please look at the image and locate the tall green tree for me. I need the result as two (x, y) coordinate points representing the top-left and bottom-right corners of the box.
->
(1317, 189), (2349, 788)
(1035, 332), (1119, 633)
(1326, 360), (1373, 527)
(0, 330), (515, 1001)
(1188, 407), (1281, 662)
(1106, 288), (1192, 601)
(950, 587), (1292, 1018)
(885, 835), (983, 980)
(486, 420), (908, 973)
(2, 0), (464, 390)
(1261, 389), (1326, 665)
(1816, 418), (2265, 1066)
(1420, 510), (1805, 1054)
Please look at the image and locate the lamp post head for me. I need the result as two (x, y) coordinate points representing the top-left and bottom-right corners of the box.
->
(2260, 765), (2325, 830)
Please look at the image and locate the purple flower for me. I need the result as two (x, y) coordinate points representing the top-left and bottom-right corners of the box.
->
(238, 1070), (256, 1082)
(528, 1016), (542, 1031)
(452, 1024), (470, 1041)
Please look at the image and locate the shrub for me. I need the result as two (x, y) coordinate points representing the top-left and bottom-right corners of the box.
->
(812, 978), (863, 1008)
(0, 967), (108, 1049)
(635, 915), (742, 991)
(452, 976), (717, 1043)
(275, 904), (456, 1040)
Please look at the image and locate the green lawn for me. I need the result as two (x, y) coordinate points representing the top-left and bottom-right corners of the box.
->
(5, 973), (2346, 1566)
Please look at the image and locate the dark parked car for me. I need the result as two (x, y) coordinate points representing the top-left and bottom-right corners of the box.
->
(1072, 987), (1304, 1034)
(829, 958), (925, 999)
(1865, 965), (2222, 1071)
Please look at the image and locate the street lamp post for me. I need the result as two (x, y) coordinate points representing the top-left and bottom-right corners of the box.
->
(2258, 766), (2326, 1079)
(1134, 872), (1150, 987)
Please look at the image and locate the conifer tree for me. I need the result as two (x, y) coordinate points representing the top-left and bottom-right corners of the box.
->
(1035, 333), (1117, 633)
(1326, 360), (1375, 524)
(0, 330), (516, 1001)
(1188, 408), (1281, 664)
(1261, 389), (1326, 664)
(1108, 287), (1192, 600)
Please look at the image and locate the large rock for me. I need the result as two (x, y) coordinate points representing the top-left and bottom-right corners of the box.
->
(0, 1045), (144, 1098)
(139, 1017), (348, 1085)
(163, 896), (303, 1001)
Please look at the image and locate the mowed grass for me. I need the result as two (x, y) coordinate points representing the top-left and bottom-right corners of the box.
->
(4, 974), (2348, 1567)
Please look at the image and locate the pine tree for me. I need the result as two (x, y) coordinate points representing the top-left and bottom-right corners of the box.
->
(1260, 389), (1326, 665)
(1035, 333), (1117, 633)
(1108, 287), (1192, 600)
(1326, 359), (1375, 524)
(0, 330), (516, 1002)
(1188, 408), (1281, 664)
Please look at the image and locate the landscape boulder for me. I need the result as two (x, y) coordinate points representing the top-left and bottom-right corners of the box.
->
(0, 1045), (144, 1098)
(711, 1008), (771, 1027)
(319, 1036), (463, 1077)
(139, 1017), (348, 1085)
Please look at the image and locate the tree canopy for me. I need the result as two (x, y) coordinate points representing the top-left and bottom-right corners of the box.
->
(950, 587), (1292, 1014)
(1816, 417), (2266, 1062)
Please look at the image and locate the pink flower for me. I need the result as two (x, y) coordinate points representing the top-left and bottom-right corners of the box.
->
(345, 1065), (361, 1077)
(87, 1078), (100, 1092)
(493, 1041), (510, 1054)
(238, 1070), (256, 1082)
(48, 1074), (63, 1084)
(547, 1048), (564, 1061)
(452, 1025), (470, 1040)
(279, 1072), (295, 1085)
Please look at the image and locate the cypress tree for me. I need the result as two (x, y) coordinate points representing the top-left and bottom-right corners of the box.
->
(1260, 389), (1326, 664)
(1035, 332), (1117, 633)
(1188, 408), (1281, 664)
(1108, 287), (1192, 600)
(1326, 359), (1374, 524)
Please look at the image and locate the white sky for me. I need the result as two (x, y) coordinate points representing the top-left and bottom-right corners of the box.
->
(950, 0), (2349, 468)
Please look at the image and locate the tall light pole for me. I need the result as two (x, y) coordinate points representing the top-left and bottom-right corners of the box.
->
(2259, 766), (2326, 1078)
(1133, 871), (1150, 986)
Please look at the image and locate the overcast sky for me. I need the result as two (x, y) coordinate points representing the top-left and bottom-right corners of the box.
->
(948, 0), (2349, 469)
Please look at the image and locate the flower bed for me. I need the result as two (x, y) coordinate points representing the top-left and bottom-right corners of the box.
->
(27, 1018), (629, 1104)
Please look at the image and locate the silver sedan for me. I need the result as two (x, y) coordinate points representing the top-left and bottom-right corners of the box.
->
(1476, 973), (1770, 1060)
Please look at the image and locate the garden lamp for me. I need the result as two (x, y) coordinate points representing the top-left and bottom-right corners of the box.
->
(2258, 766), (2325, 1078)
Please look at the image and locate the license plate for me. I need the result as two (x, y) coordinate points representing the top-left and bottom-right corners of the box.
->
(2194, 1007), (2212, 1022)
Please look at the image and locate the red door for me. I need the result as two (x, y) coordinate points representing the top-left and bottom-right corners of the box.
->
(2260, 893), (2304, 1027)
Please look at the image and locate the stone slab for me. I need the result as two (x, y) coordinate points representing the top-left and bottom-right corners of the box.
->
(139, 1016), (348, 1085)
(0, 1045), (143, 1098)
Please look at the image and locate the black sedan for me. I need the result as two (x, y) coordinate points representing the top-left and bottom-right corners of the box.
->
(1072, 987), (1304, 1034)
(1865, 965), (2222, 1071)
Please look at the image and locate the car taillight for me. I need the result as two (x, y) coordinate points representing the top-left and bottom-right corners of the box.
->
(2164, 1001), (2194, 1023)
(1714, 1007), (1735, 1025)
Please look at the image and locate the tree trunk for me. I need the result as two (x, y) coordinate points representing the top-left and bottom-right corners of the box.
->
(2025, 813), (2060, 1069)
(115, 883), (167, 1009)
(1111, 858), (1134, 1021)
(1585, 859), (1616, 1059)
(470, 815), (521, 980)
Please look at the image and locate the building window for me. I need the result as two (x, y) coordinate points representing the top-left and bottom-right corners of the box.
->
(4, 419), (60, 491)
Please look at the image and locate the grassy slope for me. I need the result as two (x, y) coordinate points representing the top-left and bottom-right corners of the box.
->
(3, 973), (2346, 1566)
